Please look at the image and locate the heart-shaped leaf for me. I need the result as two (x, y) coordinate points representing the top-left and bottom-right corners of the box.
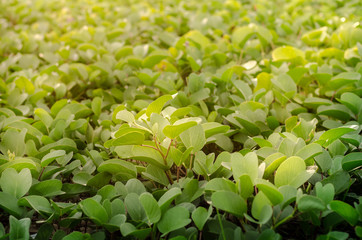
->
(0, 168), (32, 199)
(157, 206), (191, 235)
(191, 206), (213, 231)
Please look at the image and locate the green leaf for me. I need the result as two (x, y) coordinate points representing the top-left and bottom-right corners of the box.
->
(18, 195), (53, 216)
(341, 152), (362, 171)
(124, 193), (147, 221)
(237, 174), (254, 199)
(251, 192), (272, 222)
(235, 117), (260, 136)
(264, 153), (287, 179)
(139, 192), (161, 224)
(34, 108), (53, 128)
(180, 125), (206, 153)
(272, 73), (297, 93)
(211, 191), (247, 218)
(163, 121), (197, 139)
(279, 185), (297, 209)
(295, 143), (323, 162)
(158, 188), (182, 212)
(91, 97), (102, 116)
(110, 131), (145, 146)
(233, 80), (252, 100)
(315, 182), (334, 205)
(329, 200), (359, 226)
(317, 127), (355, 147)
(142, 50), (168, 68)
(298, 195), (325, 212)
(317, 105), (353, 122)
(255, 179), (283, 206)
(142, 164), (169, 186)
(0, 168), (32, 199)
(0, 157), (38, 174)
(339, 92), (362, 115)
(120, 223), (151, 239)
(191, 206), (212, 231)
(157, 206), (191, 235)
(274, 156), (314, 188)
(205, 178), (237, 193)
(125, 179), (146, 196)
(146, 95), (173, 117)
(272, 46), (304, 61)
(176, 179), (204, 204)
(34, 223), (53, 240)
(321, 170), (350, 195)
(329, 72), (361, 89)
(232, 26), (254, 48)
(314, 149), (332, 173)
(9, 216), (30, 240)
(79, 198), (109, 225)
(29, 179), (64, 197)
(184, 30), (210, 48)
(114, 145), (167, 170)
(98, 159), (137, 180)
(0, 128), (27, 157)
(41, 150), (66, 167)
(231, 152), (258, 183)
(0, 192), (25, 217)
(61, 232), (89, 240)
(116, 110), (135, 123)
(202, 122), (230, 138)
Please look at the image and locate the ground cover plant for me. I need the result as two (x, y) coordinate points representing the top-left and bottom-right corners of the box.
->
(0, 0), (361, 239)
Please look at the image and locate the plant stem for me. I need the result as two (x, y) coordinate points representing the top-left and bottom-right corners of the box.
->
(166, 169), (174, 184)
(189, 153), (194, 170)
(216, 208), (226, 240)
(38, 167), (45, 181)
(177, 166), (180, 182)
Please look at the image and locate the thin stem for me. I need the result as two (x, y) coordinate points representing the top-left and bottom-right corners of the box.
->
(216, 208), (226, 240)
(164, 139), (173, 160)
(177, 166), (180, 182)
(166, 170), (174, 184)
(38, 167), (45, 181)
(142, 144), (159, 151)
(153, 136), (166, 160)
(189, 153), (194, 170)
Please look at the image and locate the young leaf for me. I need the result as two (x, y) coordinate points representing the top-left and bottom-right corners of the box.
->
(157, 206), (191, 236)
(180, 125), (206, 153)
(317, 127), (355, 147)
(116, 110), (135, 123)
(18, 195), (53, 216)
(9, 216), (31, 240)
(158, 188), (182, 212)
(79, 198), (109, 225)
(29, 179), (64, 197)
(255, 179), (283, 205)
(211, 191), (247, 218)
(41, 150), (66, 167)
(315, 182), (334, 205)
(191, 206), (212, 231)
(341, 152), (362, 171)
(163, 121), (197, 139)
(251, 192), (272, 222)
(328, 200), (359, 226)
(146, 95), (173, 117)
(297, 195), (326, 212)
(0, 168), (32, 199)
(139, 192), (161, 224)
(125, 193), (147, 221)
(274, 156), (314, 188)
(231, 152), (258, 183)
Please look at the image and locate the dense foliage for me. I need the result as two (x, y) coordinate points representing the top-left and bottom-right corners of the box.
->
(0, 0), (361, 239)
